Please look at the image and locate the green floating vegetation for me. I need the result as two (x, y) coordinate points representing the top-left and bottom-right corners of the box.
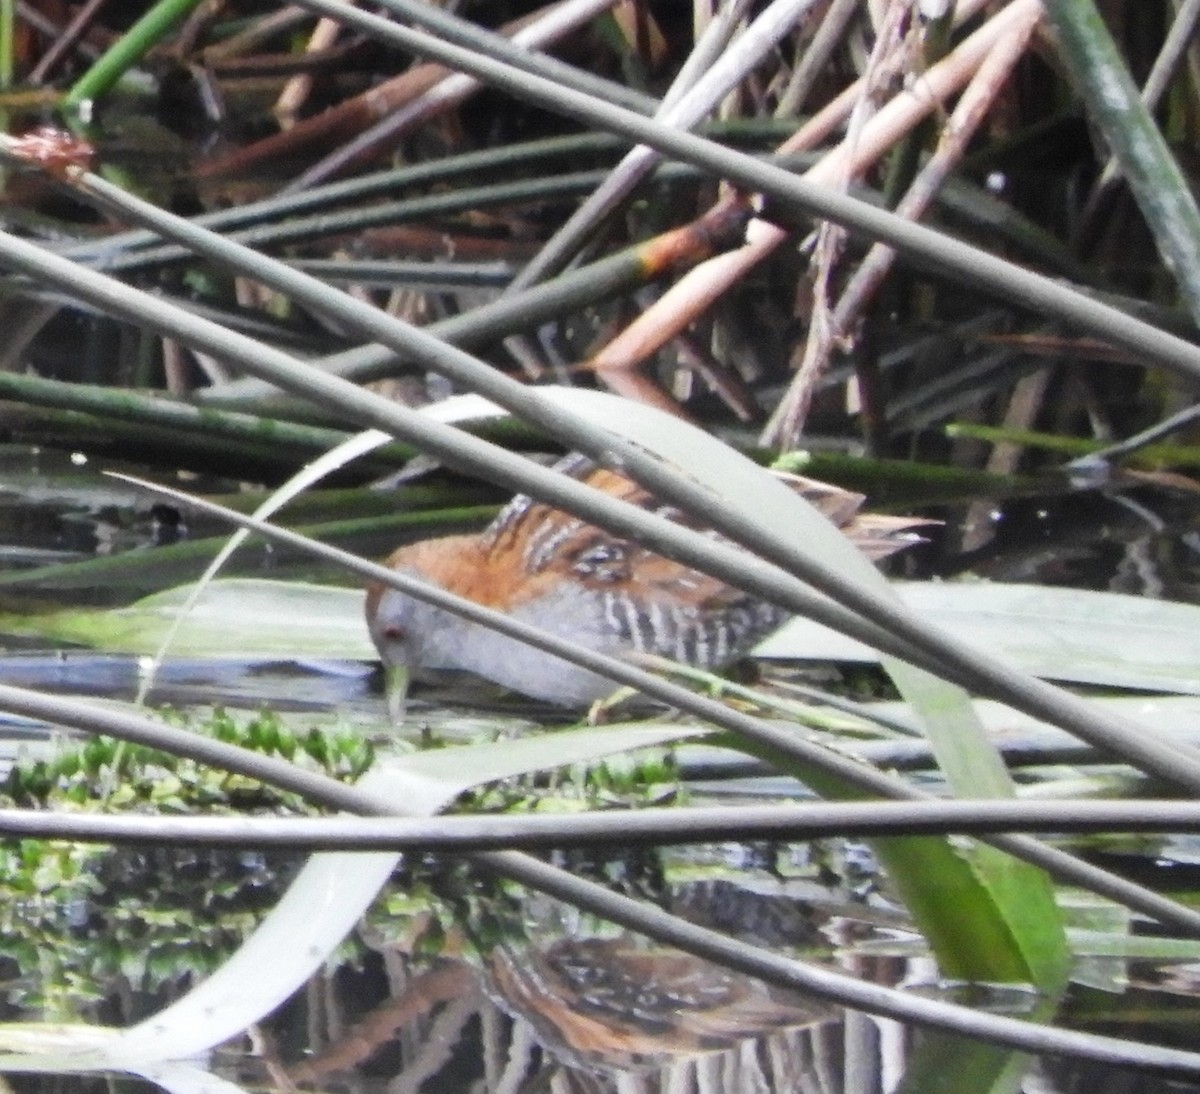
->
(5, 707), (374, 808)
(0, 709), (373, 1018)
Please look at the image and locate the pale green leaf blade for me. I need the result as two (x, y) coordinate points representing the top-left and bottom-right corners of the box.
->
(0, 579), (374, 660)
(758, 581), (1200, 694)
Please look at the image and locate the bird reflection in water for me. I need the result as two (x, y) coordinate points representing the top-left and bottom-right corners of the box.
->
(486, 936), (832, 1073)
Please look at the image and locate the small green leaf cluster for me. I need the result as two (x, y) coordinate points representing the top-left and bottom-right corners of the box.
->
(372, 852), (526, 958)
(3, 708), (374, 812)
(459, 746), (682, 816)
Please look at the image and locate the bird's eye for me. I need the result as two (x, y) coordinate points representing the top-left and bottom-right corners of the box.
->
(383, 623), (407, 641)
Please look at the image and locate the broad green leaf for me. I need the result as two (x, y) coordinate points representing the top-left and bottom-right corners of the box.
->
(758, 581), (1200, 695)
(0, 579), (375, 660)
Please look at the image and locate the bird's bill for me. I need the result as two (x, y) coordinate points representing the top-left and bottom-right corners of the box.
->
(383, 662), (411, 725)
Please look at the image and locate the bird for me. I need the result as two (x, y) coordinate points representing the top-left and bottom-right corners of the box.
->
(486, 936), (830, 1071)
(365, 454), (927, 707)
